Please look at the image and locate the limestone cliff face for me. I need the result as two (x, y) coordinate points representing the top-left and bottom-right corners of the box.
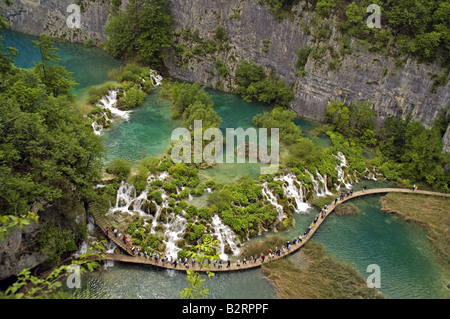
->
(0, 223), (45, 281)
(3, 0), (449, 135)
(165, 0), (449, 128)
(2, 0), (114, 44)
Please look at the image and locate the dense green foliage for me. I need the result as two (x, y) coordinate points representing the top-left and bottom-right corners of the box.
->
(207, 176), (279, 238)
(253, 107), (303, 144)
(375, 116), (450, 192)
(235, 61), (294, 108)
(302, 0), (450, 67)
(104, 0), (173, 67)
(325, 99), (450, 192)
(0, 29), (105, 264)
(325, 99), (377, 146)
(106, 158), (131, 180)
(167, 81), (221, 130)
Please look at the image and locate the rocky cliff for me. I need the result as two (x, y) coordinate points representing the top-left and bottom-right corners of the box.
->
(165, 0), (449, 128)
(2, 0), (114, 44)
(3, 0), (449, 129)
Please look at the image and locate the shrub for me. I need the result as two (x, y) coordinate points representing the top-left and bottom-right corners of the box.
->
(106, 158), (131, 180)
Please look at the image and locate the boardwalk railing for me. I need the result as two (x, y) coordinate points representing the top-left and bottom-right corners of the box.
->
(91, 188), (449, 272)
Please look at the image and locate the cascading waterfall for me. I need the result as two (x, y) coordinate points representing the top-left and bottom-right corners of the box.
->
(106, 152), (361, 261)
(334, 151), (353, 190)
(98, 90), (131, 120)
(103, 241), (118, 269)
(306, 170), (320, 196)
(92, 90), (132, 136)
(211, 214), (241, 261)
(114, 182), (137, 212)
(315, 169), (333, 196)
(365, 168), (378, 180)
(163, 214), (187, 259)
(261, 183), (284, 220)
(275, 173), (310, 214)
(150, 191), (169, 234)
(149, 69), (163, 87)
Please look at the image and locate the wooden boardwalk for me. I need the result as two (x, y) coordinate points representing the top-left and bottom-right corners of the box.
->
(92, 188), (449, 272)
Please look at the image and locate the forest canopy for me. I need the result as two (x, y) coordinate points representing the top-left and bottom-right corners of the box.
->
(104, 0), (173, 67)
(0, 28), (105, 265)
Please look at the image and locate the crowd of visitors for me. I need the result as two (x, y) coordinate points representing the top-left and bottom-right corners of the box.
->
(102, 187), (362, 270)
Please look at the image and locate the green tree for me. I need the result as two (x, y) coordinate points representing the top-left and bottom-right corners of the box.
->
(179, 236), (219, 299)
(33, 34), (77, 98)
(106, 158), (131, 180)
(0, 34), (105, 273)
(105, 0), (173, 67)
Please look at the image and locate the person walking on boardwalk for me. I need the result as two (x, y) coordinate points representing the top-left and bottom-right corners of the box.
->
(227, 260), (231, 268)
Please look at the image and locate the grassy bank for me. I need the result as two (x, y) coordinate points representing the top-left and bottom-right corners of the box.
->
(380, 193), (450, 266)
(260, 241), (384, 299)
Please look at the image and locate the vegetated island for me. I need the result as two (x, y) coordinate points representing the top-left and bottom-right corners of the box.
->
(239, 236), (384, 299)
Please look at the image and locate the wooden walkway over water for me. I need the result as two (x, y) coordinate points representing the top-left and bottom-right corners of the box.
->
(92, 188), (449, 272)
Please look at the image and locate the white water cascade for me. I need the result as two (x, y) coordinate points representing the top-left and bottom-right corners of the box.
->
(315, 169), (333, 196)
(275, 173), (310, 214)
(211, 214), (241, 261)
(163, 214), (187, 259)
(261, 183), (284, 220)
(98, 90), (131, 120)
(334, 152), (353, 190)
(92, 90), (132, 136)
(113, 182), (137, 212)
(149, 69), (163, 87)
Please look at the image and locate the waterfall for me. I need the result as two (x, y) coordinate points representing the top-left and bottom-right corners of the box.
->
(149, 69), (163, 87)
(98, 90), (131, 120)
(92, 121), (103, 136)
(261, 183), (284, 220)
(163, 214), (187, 259)
(211, 214), (241, 260)
(365, 168), (377, 180)
(275, 173), (310, 214)
(103, 241), (118, 269)
(334, 152), (353, 190)
(114, 182), (137, 212)
(90, 90), (132, 135)
(111, 172), (169, 216)
(306, 170), (320, 196)
(315, 169), (333, 196)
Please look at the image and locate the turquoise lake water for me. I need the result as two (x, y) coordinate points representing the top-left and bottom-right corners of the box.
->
(3, 30), (449, 299)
